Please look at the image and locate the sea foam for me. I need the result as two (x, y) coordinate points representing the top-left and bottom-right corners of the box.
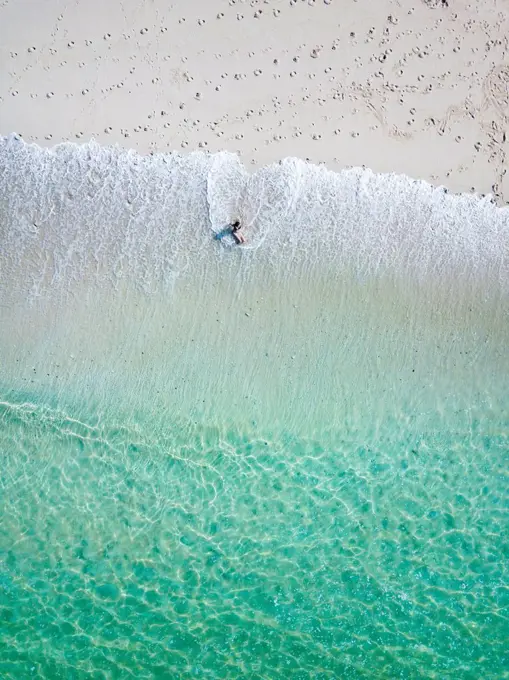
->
(1, 134), (508, 303)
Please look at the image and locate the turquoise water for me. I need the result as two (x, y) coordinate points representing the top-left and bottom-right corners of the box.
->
(1, 397), (508, 679)
(1, 137), (508, 678)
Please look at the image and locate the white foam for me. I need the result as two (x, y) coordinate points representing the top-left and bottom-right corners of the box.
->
(1, 135), (508, 301)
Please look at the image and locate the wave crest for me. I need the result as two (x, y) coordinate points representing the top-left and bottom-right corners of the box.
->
(1, 135), (508, 300)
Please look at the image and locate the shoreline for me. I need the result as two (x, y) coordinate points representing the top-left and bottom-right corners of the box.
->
(1, 0), (508, 201)
(4, 131), (508, 203)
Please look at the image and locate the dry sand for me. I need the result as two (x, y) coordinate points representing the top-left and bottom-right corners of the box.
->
(1, 0), (508, 201)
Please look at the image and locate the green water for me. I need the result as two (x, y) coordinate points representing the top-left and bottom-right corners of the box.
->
(1, 270), (508, 679)
(1, 394), (507, 679)
(1, 139), (508, 677)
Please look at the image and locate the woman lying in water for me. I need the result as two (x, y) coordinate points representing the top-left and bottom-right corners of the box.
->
(230, 220), (245, 244)
(214, 220), (245, 244)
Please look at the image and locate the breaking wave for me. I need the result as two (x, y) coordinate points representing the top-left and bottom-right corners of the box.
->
(1, 134), (508, 302)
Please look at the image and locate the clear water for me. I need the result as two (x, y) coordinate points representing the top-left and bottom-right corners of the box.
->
(1, 136), (508, 678)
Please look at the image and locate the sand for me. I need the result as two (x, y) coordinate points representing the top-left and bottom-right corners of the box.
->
(1, 0), (508, 201)
(2, 6), (509, 676)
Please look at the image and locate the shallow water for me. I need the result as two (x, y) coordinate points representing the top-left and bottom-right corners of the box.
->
(1, 136), (508, 678)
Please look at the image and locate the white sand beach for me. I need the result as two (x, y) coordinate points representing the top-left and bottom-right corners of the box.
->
(1, 0), (508, 200)
(2, 5), (509, 679)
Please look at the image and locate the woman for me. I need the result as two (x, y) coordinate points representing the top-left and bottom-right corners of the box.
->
(231, 220), (245, 244)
